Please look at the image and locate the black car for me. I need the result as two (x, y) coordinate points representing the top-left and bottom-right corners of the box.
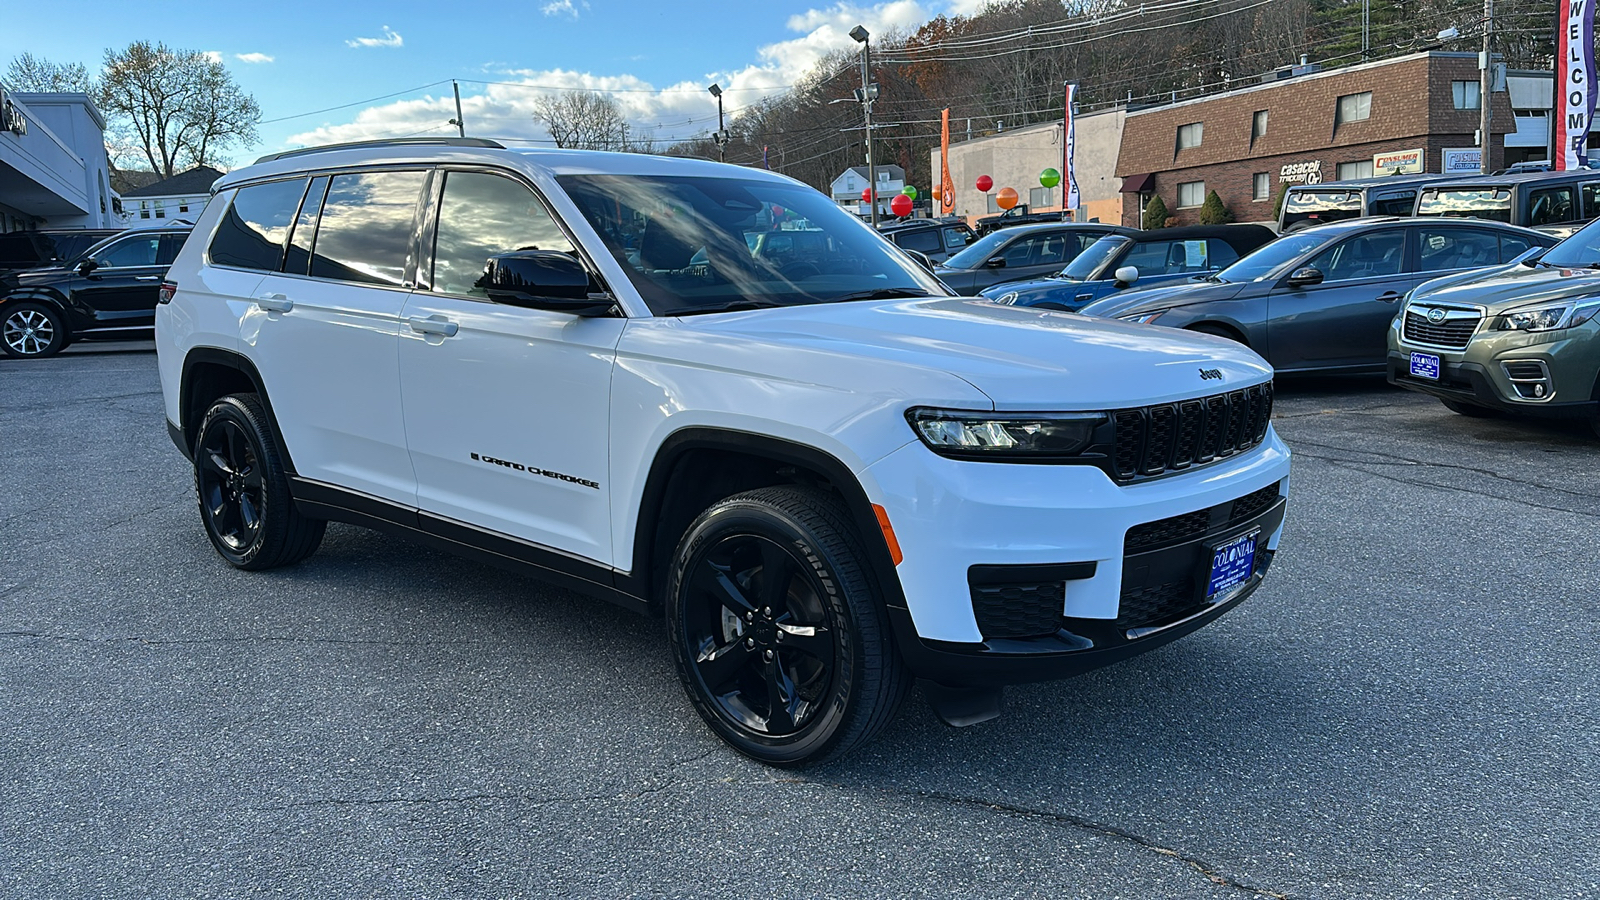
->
(933, 222), (1137, 295)
(877, 218), (974, 264)
(1078, 217), (1557, 374)
(0, 228), (122, 278)
(973, 204), (1066, 235)
(1, 227), (191, 359)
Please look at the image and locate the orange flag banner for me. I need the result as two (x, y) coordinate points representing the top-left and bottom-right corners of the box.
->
(940, 108), (954, 216)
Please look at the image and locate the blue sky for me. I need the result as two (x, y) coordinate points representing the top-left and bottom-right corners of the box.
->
(6, 0), (985, 166)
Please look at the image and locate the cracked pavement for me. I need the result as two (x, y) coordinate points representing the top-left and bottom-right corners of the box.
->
(2, 344), (1597, 898)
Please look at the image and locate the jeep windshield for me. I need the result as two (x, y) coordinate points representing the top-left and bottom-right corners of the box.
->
(1281, 190), (1363, 230)
(1057, 235), (1132, 282)
(558, 174), (945, 316)
(1415, 188), (1513, 223)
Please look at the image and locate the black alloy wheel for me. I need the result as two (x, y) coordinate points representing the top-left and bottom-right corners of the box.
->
(668, 487), (908, 766)
(194, 393), (325, 570)
(1, 303), (68, 359)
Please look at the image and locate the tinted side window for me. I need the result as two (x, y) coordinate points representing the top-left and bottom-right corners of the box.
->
(1527, 186), (1576, 227)
(1032, 233), (1070, 266)
(999, 236), (1036, 266)
(942, 227), (971, 250)
(1307, 230), (1405, 280)
(1121, 240), (1174, 273)
(896, 228), (942, 254)
(283, 176), (330, 276)
(157, 234), (188, 266)
(1206, 239), (1241, 269)
(1416, 228), (1499, 272)
(0, 234), (41, 266)
(1582, 183), (1600, 218)
(431, 171), (574, 297)
(311, 171), (427, 286)
(1370, 192), (1416, 216)
(50, 234), (105, 262)
(1499, 233), (1538, 262)
(96, 235), (162, 268)
(208, 178), (308, 271)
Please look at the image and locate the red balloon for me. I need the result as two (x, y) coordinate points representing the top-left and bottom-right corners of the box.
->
(771, 205), (784, 217)
(861, 187), (874, 202)
(976, 175), (994, 192)
(890, 194), (914, 217)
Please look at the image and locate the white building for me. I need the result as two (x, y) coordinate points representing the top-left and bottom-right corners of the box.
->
(830, 165), (906, 216)
(0, 87), (120, 232)
(931, 108), (1126, 227)
(119, 165), (223, 229)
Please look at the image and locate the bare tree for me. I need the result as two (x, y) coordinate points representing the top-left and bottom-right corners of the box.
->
(532, 91), (631, 150)
(4, 52), (95, 93)
(98, 41), (261, 177)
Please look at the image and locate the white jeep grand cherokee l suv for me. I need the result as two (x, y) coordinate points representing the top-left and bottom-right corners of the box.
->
(155, 138), (1291, 765)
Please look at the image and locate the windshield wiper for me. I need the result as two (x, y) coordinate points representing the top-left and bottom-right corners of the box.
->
(827, 288), (937, 303)
(679, 298), (790, 316)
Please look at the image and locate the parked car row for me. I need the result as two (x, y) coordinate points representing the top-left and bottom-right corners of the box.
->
(1281, 166), (1600, 236)
(0, 226), (193, 358)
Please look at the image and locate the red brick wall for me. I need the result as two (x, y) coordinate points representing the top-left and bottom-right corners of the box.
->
(1117, 54), (1515, 227)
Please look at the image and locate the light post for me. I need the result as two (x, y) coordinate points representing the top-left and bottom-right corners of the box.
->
(708, 83), (727, 163)
(849, 25), (879, 226)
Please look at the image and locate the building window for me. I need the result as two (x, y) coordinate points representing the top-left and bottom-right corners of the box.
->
(1253, 172), (1270, 201)
(987, 194), (1001, 213)
(179, 204), (190, 213)
(1338, 160), (1374, 180)
(1177, 122), (1203, 150)
(140, 210), (150, 219)
(1251, 110), (1268, 144)
(1337, 92), (1372, 126)
(1452, 80), (1481, 109)
(1030, 187), (1053, 208)
(1178, 181), (1206, 208)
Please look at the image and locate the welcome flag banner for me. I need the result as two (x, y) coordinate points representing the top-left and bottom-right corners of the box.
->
(1064, 83), (1082, 215)
(1555, 0), (1597, 170)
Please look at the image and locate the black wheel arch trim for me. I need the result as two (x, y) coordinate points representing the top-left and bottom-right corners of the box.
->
(622, 427), (910, 615)
(0, 289), (72, 323)
(178, 347), (297, 473)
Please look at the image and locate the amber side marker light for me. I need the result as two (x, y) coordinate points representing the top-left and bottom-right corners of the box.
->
(872, 504), (903, 566)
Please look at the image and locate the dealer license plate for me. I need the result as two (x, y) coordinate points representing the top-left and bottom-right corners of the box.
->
(1409, 352), (1441, 380)
(1207, 531), (1258, 601)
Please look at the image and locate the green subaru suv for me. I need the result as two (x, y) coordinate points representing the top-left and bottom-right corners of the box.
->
(1387, 223), (1600, 438)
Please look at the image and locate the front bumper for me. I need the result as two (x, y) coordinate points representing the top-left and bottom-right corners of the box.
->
(863, 432), (1292, 686)
(1386, 320), (1600, 417)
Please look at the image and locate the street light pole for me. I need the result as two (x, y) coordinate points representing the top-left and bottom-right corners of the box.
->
(708, 83), (726, 163)
(850, 25), (877, 227)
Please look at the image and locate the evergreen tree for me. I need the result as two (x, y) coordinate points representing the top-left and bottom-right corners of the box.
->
(1142, 194), (1169, 229)
(1198, 189), (1234, 224)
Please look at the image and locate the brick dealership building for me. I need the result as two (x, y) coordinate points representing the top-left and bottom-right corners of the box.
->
(1115, 52), (1515, 227)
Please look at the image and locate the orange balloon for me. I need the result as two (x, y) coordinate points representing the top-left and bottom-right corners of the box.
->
(996, 187), (1019, 210)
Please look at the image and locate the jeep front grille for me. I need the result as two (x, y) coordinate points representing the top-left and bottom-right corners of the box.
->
(1110, 383), (1273, 482)
(1403, 308), (1481, 349)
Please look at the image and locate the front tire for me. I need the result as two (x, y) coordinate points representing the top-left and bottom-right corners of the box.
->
(666, 487), (908, 766)
(1, 303), (68, 359)
(194, 393), (325, 570)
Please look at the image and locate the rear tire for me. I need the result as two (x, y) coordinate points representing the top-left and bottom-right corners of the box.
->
(666, 486), (909, 766)
(1, 303), (68, 359)
(194, 393), (325, 570)
(1440, 398), (1496, 418)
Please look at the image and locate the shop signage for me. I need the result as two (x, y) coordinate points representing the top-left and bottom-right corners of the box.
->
(1441, 148), (1482, 174)
(1373, 148), (1424, 175)
(1279, 160), (1323, 184)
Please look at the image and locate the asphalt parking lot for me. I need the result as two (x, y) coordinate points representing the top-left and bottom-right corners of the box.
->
(2, 344), (1597, 899)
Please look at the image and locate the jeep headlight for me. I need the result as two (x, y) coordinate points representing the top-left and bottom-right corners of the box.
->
(1493, 300), (1600, 332)
(907, 408), (1105, 458)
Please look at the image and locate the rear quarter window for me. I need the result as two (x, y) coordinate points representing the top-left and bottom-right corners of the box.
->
(208, 178), (309, 271)
(895, 228), (942, 254)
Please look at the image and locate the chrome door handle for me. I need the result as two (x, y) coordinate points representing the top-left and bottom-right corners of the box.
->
(407, 315), (459, 337)
(1376, 291), (1403, 302)
(256, 293), (293, 312)
(134, 275), (161, 281)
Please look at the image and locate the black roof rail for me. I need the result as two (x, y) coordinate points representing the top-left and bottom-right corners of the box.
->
(254, 137), (505, 165)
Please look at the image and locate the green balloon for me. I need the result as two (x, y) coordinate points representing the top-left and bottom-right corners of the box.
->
(901, 186), (918, 199)
(1040, 168), (1061, 188)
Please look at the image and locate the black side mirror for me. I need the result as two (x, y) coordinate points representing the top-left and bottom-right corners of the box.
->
(1517, 247), (1548, 267)
(984, 255), (1007, 269)
(484, 251), (616, 317)
(77, 259), (99, 275)
(1286, 266), (1324, 287)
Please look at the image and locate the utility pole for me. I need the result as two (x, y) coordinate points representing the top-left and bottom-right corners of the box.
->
(451, 80), (465, 137)
(1479, 0), (1493, 173)
(708, 84), (727, 163)
(1362, 0), (1370, 61)
(850, 25), (878, 227)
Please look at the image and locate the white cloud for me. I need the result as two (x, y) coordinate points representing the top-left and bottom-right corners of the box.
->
(235, 52), (275, 64)
(202, 51), (224, 64)
(540, 0), (589, 17)
(943, 0), (994, 15)
(346, 26), (403, 49)
(286, 2), (939, 151)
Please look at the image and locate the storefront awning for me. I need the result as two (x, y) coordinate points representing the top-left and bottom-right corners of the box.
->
(1120, 172), (1154, 193)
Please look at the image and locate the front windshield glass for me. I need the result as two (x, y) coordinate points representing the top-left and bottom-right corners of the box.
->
(1214, 232), (1331, 283)
(1415, 188), (1513, 223)
(1058, 235), (1131, 281)
(1281, 190), (1362, 230)
(1538, 215), (1600, 267)
(941, 228), (1018, 270)
(558, 174), (945, 316)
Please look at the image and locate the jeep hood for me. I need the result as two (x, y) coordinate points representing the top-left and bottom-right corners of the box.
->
(668, 297), (1272, 409)
(1412, 262), (1600, 312)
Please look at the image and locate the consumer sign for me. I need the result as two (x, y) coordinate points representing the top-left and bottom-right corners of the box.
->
(1442, 148), (1482, 173)
(1373, 148), (1424, 175)
(1279, 160), (1323, 184)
